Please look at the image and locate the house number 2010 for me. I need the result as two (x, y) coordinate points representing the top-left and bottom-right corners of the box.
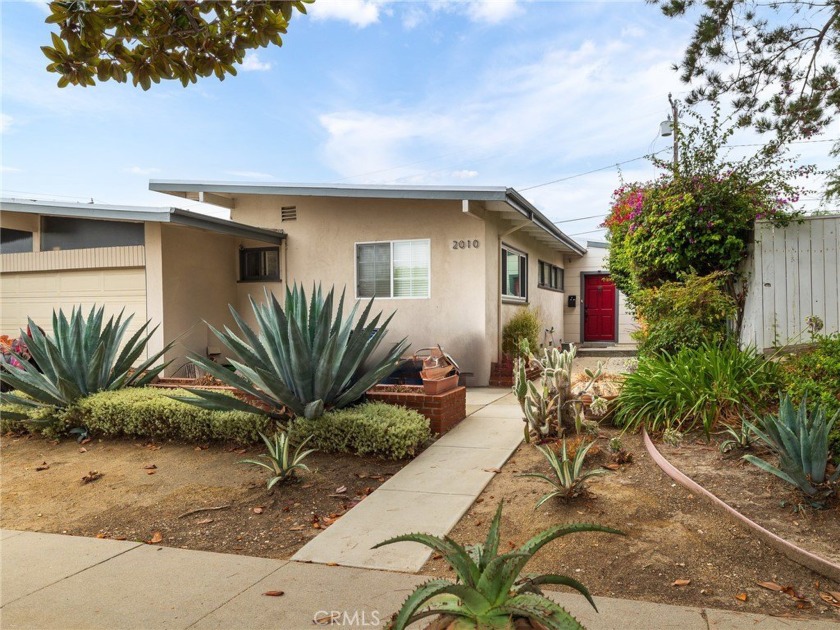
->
(452, 240), (480, 249)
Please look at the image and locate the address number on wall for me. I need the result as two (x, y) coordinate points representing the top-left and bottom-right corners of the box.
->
(452, 240), (480, 250)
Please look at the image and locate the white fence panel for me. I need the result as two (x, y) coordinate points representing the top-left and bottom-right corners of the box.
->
(741, 214), (840, 350)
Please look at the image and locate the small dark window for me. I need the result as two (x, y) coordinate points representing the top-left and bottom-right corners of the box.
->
(240, 247), (280, 282)
(1, 228), (34, 254)
(41, 216), (144, 251)
(501, 245), (527, 300)
(538, 260), (564, 292)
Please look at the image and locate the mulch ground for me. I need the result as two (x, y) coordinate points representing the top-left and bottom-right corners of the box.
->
(421, 427), (840, 621)
(0, 433), (406, 559)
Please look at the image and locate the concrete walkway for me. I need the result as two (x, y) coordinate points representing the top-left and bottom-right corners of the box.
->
(292, 387), (524, 572)
(2, 530), (837, 629)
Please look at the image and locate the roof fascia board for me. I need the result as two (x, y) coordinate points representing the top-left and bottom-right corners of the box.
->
(170, 210), (283, 243)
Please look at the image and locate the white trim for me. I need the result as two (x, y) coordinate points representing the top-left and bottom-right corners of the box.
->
(354, 238), (431, 300)
(501, 243), (528, 301)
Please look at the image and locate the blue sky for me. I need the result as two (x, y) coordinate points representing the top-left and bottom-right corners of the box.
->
(1, 0), (835, 242)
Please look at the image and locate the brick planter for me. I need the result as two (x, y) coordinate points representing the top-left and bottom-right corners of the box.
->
(367, 385), (466, 435)
(148, 379), (280, 415)
(489, 361), (540, 387)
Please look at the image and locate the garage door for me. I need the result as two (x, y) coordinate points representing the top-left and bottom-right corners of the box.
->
(0, 268), (148, 355)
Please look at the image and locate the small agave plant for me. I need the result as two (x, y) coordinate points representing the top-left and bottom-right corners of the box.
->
(375, 502), (623, 629)
(519, 441), (607, 507)
(239, 430), (316, 490)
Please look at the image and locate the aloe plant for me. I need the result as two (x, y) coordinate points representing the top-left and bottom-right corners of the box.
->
(375, 502), (623, 630)
(744, 396), (839, 499)
(239, 430), (316, 489)
(181, 284), (408, 420)
(519, 441), (607, 507)
(0, 306), (171, 418)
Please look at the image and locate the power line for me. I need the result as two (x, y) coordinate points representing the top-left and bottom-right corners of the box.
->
(553, 213), (605, 224)
(519, 150), (669, 192)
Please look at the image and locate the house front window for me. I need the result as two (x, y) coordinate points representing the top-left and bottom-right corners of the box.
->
(538, 260), (564, 292)
(239, 246), (280, 282)
(356, 239), (430, 299)
(502, 244), (527, 301)
(1, 228), (34, 254)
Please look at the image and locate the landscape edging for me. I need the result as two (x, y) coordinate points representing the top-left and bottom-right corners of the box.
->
(642, 428), (840, 582)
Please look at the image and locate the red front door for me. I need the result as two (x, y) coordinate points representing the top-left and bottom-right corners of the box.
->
(584, 274), (616, 342)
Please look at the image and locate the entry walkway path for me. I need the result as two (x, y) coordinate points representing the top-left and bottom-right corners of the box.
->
(293, 387), (523, 572)
(2, 530), (836, 629)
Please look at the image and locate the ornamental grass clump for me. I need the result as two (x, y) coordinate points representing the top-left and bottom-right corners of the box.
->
(614, 342), (778, 436)
(376, 502), (623, 630)
(179, 284), (409, 421)
(0, 306), (171, 420)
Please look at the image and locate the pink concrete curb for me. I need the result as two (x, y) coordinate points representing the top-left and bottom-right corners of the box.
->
(642, 428), (840, 582)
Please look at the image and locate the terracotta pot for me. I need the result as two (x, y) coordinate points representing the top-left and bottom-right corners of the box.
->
(422, 373), (458, 395)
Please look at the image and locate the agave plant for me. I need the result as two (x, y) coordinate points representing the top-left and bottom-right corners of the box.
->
(375, 502), (623, 630)
(518, 441), (607, 507)
(180, 284), (408, 420)
(744, 396), (839, 499)
(0, 306), (171, 419)
(239, 430), (316, 489)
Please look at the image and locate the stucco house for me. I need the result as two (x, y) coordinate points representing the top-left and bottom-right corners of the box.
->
(0, 184), (636, 386)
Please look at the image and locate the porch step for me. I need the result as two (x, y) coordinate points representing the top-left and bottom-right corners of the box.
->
(576, 345), (637, 358)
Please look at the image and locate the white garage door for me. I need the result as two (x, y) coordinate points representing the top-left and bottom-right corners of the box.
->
(0, 268), (148, 353)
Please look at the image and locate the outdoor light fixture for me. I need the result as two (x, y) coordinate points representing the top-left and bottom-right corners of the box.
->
(659, 116), (673, 137)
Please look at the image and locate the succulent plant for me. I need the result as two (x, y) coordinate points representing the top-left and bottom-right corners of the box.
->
(179, 284), (409, 420)
(375, 502), (623, 630)
(239, 430), (315, 489)
(519, 441), (607, 507)
(0, 306), (171, 419)
(744, 396), (839, 499)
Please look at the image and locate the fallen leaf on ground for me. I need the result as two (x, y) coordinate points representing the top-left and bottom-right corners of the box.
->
(335, 485), (347, 494)
(356, 472), (368, 479)
(35, 462), (50, 471)
(79, 447), (87, 453)
(81, 471), (102, 484)
(235, 448), (247, 455)
(781, 585), (805, 599)
(196, 518), (214, 525)
(262, 591), (284, 597)
(819, 593), (840, 608)
(672, 579), (691, 587)
(288, 525), (305, 531)
(96, 533), (109, 539)
(252, 507), (264, 514)
(735, 593), (748, 602)
(326, 562), (338, 566)
(148, 532), (163, 544)
(144, 464), (157, 470)
(831, 591), (840, 601)
(483, 467), (502, 473)
(757, 581), (784, 592)
(301, 483), (314, 489)
(603, 463), (620, 471)
(431, 553), (443, 560)
(314, 612), (340, 625)
(80, 437), (91, 445)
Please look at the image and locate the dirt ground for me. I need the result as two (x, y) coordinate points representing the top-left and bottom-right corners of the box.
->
(422, 429), (840, 621)
(0, 434), (405, 559)
(660, 436), (839, 565)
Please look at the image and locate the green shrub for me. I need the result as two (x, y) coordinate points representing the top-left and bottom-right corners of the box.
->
(632, 272), (737, 356)
(614, 342), (779, 436)
(64, 388), (273, 443)
(502, 307), (541, 358)
(289, 401), (430, 460)
(780, 333), (840, 460)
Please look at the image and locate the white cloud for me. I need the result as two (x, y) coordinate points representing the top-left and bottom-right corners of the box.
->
(225, 170), (276, 180)
(452, 169), (479, 179)
(308, 0), (383, 27)
(124, 166), (161, 176)
(240, 53), (272, 72)
(0, 114), (12, 133)
(464, 0), (522, 24)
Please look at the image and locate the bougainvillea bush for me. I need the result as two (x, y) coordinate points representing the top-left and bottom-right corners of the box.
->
(604, 107), (815, 323)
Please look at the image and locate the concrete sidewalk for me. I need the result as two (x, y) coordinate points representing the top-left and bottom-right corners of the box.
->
(2, 530), (837, 629)
(293, 387), (524, 572)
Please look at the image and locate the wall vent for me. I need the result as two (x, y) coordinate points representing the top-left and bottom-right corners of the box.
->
(281, 206), (297, 222)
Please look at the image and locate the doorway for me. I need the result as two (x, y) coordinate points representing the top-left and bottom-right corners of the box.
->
(583, 273), (617, 343)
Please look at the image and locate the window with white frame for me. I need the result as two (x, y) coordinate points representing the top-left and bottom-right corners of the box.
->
(501, 245), (527, 301)
(356, 239), (430, 299)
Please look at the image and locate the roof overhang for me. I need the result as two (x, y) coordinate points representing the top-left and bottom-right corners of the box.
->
(148, 180), (586, 256)
(0, 198), (284, 244)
